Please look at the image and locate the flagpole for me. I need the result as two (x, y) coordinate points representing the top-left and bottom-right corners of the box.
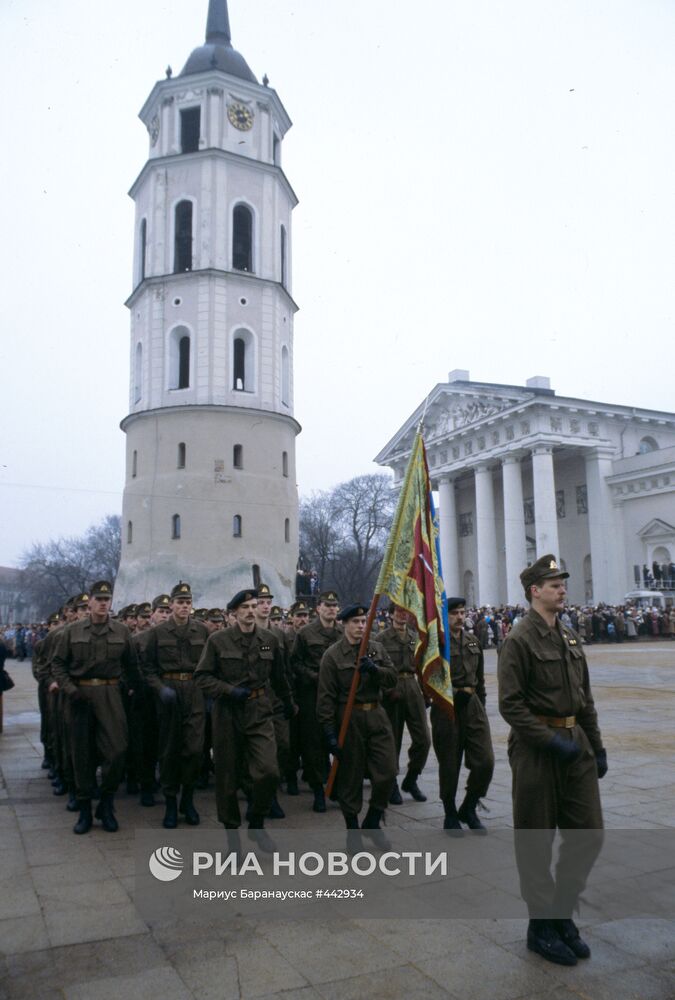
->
(324, 591), (381, 799)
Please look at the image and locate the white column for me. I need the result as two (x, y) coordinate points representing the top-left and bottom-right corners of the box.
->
(502, 455), (528, 604)
(438, 477), (460, 596)
(474, 464), (499, 606)
(531, 445), (560, 558)
(584, 448), (625, 603)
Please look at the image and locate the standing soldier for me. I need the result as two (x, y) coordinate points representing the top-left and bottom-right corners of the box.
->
(51, 581), (139, 835)
(432, 597), (495, 834)
(498, 555), (607, 966)
(316, 604), (397, 841)
(142, 582), (208, 829)
(254, 584), (290, 819)
(379, 604), (431, 804)
(195, 589), (294, 850)
(133, 594), (172, 806)
(291, 590), (341, 812)
(283, 600), (310, 795)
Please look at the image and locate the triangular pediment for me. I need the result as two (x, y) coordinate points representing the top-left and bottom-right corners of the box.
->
(638, 518), (675, 539)
(424, 386), (528, 439)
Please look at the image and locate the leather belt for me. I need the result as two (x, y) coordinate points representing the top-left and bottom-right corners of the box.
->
(353, 701), (378, 711)
(537, 714), (576, 728)
(454, 686), (475, 695)
(399, 672), (417, 678)
(76, 678), (119, 687)
(248, 686), (267, 700)
(163, 672), (194, 681)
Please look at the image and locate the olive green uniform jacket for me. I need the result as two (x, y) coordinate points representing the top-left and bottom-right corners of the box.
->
(377, 625), (430, 776)
(290, 618), (341, 789)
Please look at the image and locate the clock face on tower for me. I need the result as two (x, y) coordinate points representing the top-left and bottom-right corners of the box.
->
(227, 102), (254, 131)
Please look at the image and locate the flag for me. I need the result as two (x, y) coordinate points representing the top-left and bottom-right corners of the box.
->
(375, 428), (454, 717)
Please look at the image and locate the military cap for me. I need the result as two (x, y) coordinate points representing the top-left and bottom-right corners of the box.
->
(269, 605), (283, 620)
(257, 583), (274, 599)
(121, 604), (137, 618)
(227, 589), (258, 611)
(66, 596), (78, 609)
(75, 592), (89, 608)
(193, 608), (207, 621)
(336, 603), (368, 622)
(47, 612), (60, 625)
(136, 602), (152, 618)
(207, 608), (225, 622)
(90, 580), (113, 598)
(520, 554), (569, 592)
(318, 590), (339, 605)
(152, 594), (171, 610)
(447, 597), (467, 611)
(290, 601), (310, 615)
(171, 581), (192, 599)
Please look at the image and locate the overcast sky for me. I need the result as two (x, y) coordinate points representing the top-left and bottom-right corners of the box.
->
(2, 0), (675, 566)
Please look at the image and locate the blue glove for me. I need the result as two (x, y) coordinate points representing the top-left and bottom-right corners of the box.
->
(229, 686), (251, 702)
(359, 656), (377, 675)
(325, 731), (342, 760)
(595, 748), (608, 779)
(158, 685), (177, 705)
(548, 733), (582, 763)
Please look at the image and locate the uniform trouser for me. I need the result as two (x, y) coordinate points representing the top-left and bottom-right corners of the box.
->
(297, 684), (327, 789)
(335, 705), (397, 817)
(271, 693), (290, 780)
(156, 679), (205, 797)
(430, 695), (494, 808)
(56, 689), (75, 786)
(508, 725), (604, 917)
(122, 686), (141, 782)
(130, 686), (159, 790)
(66, 686), (128, 800)
(211, 694), (279, 828)
(37, 679), (53, 760)
(287, 705), (301, 777)
(384, 676), (431, 776)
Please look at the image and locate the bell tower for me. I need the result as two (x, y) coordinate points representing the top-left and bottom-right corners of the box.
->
(115, 0), (300, 606)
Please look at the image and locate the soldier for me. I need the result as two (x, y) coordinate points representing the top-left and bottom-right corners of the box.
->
(51, 581), (139, 834)
(123, 601), (151, 795)
(119, 604), (138, 634)
(283, 600), (310, 795)
(32, 611), (61, 774)
(316, 604), (397, 842)
(432, 597), (494, 834)
(378, 604), (431, 804)
(254, 583), (290, 819)
(195, 589), (294, 850)
(142, 582), (208, 829)
(290, 590), (341, 812)
(498, 555), (607, 966)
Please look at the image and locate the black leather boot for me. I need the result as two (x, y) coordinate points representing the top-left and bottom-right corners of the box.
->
(248, 816), (276, 854)
(163, 795), (178, 829)
(66, 787), (79, 812)
(140, 788), (156, 807)
(312, 787), (327, 813)
(554, 919), (591, 959)
(458, 793), (487, 833)
(268, 795), (285, 819)
(95, 793), (119, 832)
(52, 778), (67, 796)
(73, 800), (93, 835)
(286, 773), (299, 796)
(389, 781), (403, 805)
(401, 770), (427, 802)
(179, 787), (200, 826)
(361, 806), (392, 850)
(527, 919), (577, 966)
(443, 803), (464, 837)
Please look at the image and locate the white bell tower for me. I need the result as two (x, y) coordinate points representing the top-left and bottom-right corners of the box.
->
(115, 0), (300, 606)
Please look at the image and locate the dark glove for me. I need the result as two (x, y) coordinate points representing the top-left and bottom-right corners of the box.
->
(548, 733), (582, 764)
(453, 689), (472, 710)
(158, 685), (177, 705)
(229, 686), (251, 702)
(325, 731), (342, 760)
(68, 686), (86, 702)
(283, 701), (296, 720)
(359, 656), (377, 675)
(595, 748), (608, 779)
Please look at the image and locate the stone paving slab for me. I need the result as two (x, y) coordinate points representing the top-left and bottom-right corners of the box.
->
(1, 645), (675, 998)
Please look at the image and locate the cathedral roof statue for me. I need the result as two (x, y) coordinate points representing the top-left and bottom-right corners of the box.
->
(181, 0), (257, 83)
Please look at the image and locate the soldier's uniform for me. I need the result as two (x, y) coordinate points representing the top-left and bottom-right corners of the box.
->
(195, 589), (293, 830)
(131, 600), (162, 805)
(378, 622), (430, 802)
(432, 600), (494, 829)
(316, 605), (397, 827)
(498, 554), (606, 966)
(142, 583), (208, 827)
(32, 612), (61, 772)
(51, 581), (139, 834)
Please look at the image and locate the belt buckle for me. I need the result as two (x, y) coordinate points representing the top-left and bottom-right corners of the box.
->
(564, 715), (575, 728)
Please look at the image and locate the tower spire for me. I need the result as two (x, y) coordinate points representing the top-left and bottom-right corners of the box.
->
(206, 0), (231, 45)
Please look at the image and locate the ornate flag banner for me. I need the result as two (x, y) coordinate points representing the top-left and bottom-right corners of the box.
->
(374, 429), (454, 717)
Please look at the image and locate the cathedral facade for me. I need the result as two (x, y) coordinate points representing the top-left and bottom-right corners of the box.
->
(115, 0), (300, 607)
(376, 371), (675, 607)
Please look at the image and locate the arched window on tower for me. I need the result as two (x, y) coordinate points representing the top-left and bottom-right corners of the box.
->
(282, 451), (289, 477)
(127, 521), (133, 544)
(180, 107), (201, 153)
(280, 224), (287, 288)
(284, 518), (290, 543)
(233, 514), (242, 538)
(232, 329), (254, 392)
(174, 200), (193, 273)
(172, 514), (181, 540)
(281, 345), (290, 407)
(169, 327), (191, 390)
(177, 442), (186, 469)
(139, 219), (147, 283)
(134, 342), (143, 403)
(233, 444), (243, 469)
(232, 204), (253, 272)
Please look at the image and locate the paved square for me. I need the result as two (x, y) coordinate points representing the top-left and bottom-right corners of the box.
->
(1, 642), (674, 998)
